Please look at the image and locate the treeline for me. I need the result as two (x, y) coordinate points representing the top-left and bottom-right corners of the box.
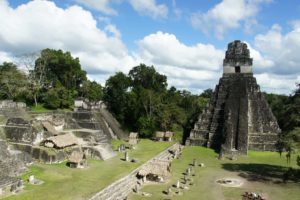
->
(0, 49), (103, 109)
(0, 49), (211, 138)
(102, 64), (211, 138)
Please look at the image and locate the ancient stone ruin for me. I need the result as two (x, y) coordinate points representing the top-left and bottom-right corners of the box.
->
(186, 40), (281, 154)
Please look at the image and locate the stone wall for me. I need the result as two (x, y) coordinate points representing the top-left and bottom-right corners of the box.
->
(11, 143), (67, 163)
(89, 143), (182, 200)
(4, 118), (43, 144)
(0, 100), (26, 110)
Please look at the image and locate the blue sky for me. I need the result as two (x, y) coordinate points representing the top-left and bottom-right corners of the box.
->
(1, 0), (300, 94)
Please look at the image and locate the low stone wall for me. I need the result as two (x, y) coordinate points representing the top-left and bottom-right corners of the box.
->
(89, 143), (182, 200)
(0, 100), (26, 110)
(11, 143), (67, 163)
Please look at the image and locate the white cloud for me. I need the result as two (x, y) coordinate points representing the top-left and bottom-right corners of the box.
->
(136, 32), (223, 71)
(104, 24), (121, 38)
(135, 31), (224, 91)
(0, 51), (13, 63)
(254, 23), (300, 75)
(256, 73), (300, 94)
(0, 0), (136, 85)
(191, 0), (272, 39)
(251, 23), (300, 93)
(290, 20), (300, 29)
(75, 0), (117, 15)
(246, 43), (274, 71)
(128, 0), (168, 19)
(255, 24), (282, 54)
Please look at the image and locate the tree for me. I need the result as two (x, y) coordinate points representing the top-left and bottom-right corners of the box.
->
(128, 64), (169, 136)
(103, 64), (213, 140)
(200, 89), (213, 99)
(16, 52), (46, 107)
(280, 128), (300, 164)
(137, 116), (155, 138)
(265, 93), (289, 130)
(35, 49), (87, 91)
(43, 85), (74, 109)
(103, 72), (131, 122)
(79, 80), (103, 102)
(0, 62), (27, 100)
(129, 64), (167, 92)
(29, 49), (88, 109)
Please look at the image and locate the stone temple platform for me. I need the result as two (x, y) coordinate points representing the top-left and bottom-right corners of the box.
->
(186, 40), (281, 154)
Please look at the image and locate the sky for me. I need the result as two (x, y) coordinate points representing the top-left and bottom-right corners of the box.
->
(1, 0), (300, 95)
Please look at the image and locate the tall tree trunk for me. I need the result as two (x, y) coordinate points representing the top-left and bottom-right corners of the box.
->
(34, 93), (38, 107)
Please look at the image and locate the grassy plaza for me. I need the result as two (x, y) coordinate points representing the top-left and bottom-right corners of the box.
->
(129, 146), (300, 200)
(4, 140), (173, 200)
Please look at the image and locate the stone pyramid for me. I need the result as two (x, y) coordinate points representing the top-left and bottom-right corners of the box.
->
(186, 40), (281, 154)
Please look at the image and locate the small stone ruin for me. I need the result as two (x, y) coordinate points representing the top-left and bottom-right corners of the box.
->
(155, 131), (174, 142)
(0, 100), (26, 110)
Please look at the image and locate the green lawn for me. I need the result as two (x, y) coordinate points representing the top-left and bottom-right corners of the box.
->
(29, 104), (72, 113)
(128, 146), (300, 200)
(4, 140), (174, 200)
(30, 104), (52, 113)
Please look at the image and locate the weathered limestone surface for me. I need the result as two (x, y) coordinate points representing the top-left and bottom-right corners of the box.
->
(0, 100), (26, 110)
(0, 140), (25, 191)
(2, 110), (117, 162)
(187, 40), (280, 154)
(5, 118), (41, 144)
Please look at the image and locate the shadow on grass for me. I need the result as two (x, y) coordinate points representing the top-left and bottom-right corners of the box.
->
(222, 163), (292, 183)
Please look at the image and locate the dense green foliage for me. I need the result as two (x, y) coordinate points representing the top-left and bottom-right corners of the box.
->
(0, 49), (103, 109)
(79, 80), (103, 102)
(103, 64), (210, 138)
(33, 49), (87, 109)
(35, 49), (87, 91)
(266, 84), (300, 166)
(266, 84), (300, 133)
(0, 62), (27, 100)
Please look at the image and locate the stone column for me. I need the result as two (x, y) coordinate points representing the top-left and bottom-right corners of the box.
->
(176, 180), (180, 188)
(186, 167), (191, 176)
(193, 159), (197, 166)
(125, 151), (129, 161)
(167, 187), (172, 195)
(29, 175), (35, 184)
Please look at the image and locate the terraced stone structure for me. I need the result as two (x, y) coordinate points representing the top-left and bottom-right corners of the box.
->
(187, 40), (280, 154)
(0, 140), (25, 196)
